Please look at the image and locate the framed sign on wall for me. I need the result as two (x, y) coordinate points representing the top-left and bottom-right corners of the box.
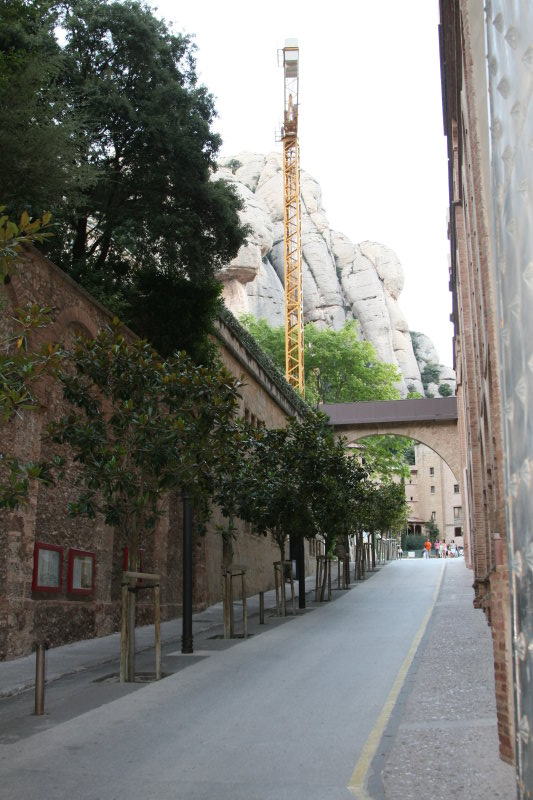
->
(32, 543), (64, 592)
(67, 549), (95, 595)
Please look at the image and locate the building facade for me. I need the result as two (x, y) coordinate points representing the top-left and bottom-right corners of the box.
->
(406, 444), (464, 547)
(0, 248), (310, 661)
(440, 0), (532, 782)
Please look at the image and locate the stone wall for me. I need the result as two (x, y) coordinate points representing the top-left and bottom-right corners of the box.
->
(0, 248), (307, 660)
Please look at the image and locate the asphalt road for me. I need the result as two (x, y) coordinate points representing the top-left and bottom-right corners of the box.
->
(0, 560), (445, 800)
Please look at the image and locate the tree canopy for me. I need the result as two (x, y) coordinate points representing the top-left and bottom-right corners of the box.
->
(49, 322), (243, 548)
(1, 0), (248, 360)
(240, 316), (402, 405)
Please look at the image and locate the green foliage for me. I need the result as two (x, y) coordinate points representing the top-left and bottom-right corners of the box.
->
(404, 445), (415, 465)
(0, 1), (83, 217)
(305, 321), (401, 404)
(219, 309), (310, 419)
(359, 435), (415, 480)
(48, 322), (243, 551)
(226, 414), (367, 559)
(424, 519), (440, 540)
(438, 382), (452, 397)
(0, 453), (61, 510)
(406, 383), (423, 399)
(356, 480), (408, 536)
(240, 316), (401, 405)
(0, 207), (53, 281)
(226, 159), (242, 174)
(0, 303), (62, 422)
(402, 533), (426, 552)
(124, 273), (222, 362)
(3, 0), (247, 359)
(239, 314), (285, 371)
(421, 363), (441, 388)
(409, 331), (422, 360)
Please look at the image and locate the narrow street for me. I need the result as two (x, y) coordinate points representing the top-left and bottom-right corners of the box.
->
(0, 560), (513, 800)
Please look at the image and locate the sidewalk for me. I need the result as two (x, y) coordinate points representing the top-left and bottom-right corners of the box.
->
(367, 559), (516, 800)
(0, 573), (318, 698)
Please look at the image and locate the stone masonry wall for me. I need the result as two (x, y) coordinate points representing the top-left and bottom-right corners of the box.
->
(0, 248), (306, 660)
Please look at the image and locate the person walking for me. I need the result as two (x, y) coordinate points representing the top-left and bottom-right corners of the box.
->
(439, 539), (447, 559)
(423, 539), (432, 559)
(434, 539), (441, 558)
(450, 540), (457, 558)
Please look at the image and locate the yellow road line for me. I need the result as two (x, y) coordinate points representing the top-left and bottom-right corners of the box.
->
(347, 562), (446, 799)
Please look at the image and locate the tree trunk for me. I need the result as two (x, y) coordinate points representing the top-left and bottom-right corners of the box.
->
(319, 557), (329, 601)
(371, 533), (376, 570)
(359, 533), (364, 579)
(72, 215), (88, 274)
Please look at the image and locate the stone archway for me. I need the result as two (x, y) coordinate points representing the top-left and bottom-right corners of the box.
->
(321, 398), (460, 481)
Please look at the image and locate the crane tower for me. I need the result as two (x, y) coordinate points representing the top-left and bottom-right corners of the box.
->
(281, 40), (304, 393)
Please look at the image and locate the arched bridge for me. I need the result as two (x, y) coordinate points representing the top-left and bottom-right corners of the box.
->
(321, 397), (460, 480)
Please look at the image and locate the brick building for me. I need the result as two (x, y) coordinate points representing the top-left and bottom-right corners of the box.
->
(0, 248), (310, 661)
(439, 0), (532, 783)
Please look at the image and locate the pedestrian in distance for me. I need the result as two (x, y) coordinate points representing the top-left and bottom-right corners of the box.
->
(423, 539), (432, 559)
(439, 540), (447, 558)
(434, 539), (441, 558)
(450, 540), (457, 558)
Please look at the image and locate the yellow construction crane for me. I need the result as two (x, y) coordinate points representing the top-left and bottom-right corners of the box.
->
(280, 40), (304, 393)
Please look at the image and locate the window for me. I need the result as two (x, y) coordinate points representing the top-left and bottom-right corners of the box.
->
(430, 485), (435, 494)
(429, 467), (434, 476)
(431, 511), (436, 521)
(454, 484), (459, 494)
(32, 543), (63, 592)
(68, 549), (95, 594)
(454, 527), (462, 537)
(411, 469), (418, 477)
(410, 496), (413, 501)
(454, 506), (462, 519)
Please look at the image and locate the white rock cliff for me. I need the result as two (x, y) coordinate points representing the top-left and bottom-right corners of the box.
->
(217, 152), (454, 397)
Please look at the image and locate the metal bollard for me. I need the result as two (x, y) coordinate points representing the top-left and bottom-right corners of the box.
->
(34, 642), (49, 715)
(259, 591), (265, 625)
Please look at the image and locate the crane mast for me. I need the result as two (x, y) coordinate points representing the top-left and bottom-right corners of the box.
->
(281, 40), (304, 393)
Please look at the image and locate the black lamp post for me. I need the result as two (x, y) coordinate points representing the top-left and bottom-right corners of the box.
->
(181, 491), (193, 654)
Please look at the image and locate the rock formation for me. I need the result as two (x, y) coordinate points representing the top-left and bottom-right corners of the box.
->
(217, 152), (455, 397)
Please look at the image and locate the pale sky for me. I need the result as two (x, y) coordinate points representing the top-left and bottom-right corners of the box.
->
(157, 0), (454, 366)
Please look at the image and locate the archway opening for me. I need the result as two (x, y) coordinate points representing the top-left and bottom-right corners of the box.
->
(346, 433), (464, 553)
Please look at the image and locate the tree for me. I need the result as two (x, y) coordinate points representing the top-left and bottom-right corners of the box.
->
(424, 518), (440, 541)
(229, 414), (368, 603)
(240, 316), (401, 404)
(54, 0), (246, 350)
(309, 441), (367, 599)
(48, 322), (242, 678)
(421, 363), (441, 389)
(438, 383), (452, 397)
(0, 1), (83, 217)
(354, 479), (407, 575)
(406, 383), (423, 399)
(358, 434), (415, 480)
(4, 0), (248, 360)
(232, 422), (313, 563)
